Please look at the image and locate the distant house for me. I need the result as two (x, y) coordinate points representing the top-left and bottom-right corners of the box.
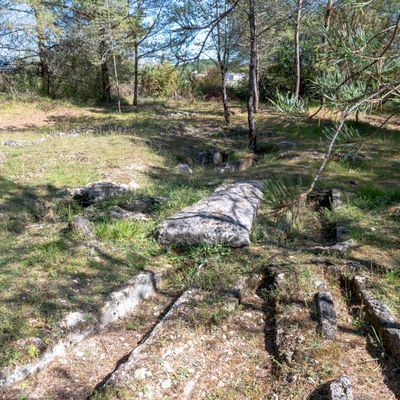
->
(226, 72), (246, 86)
(192, 70), (207, 80)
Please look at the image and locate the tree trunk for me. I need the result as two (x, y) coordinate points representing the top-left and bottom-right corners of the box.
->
(100, 38), (111, 103)
(133, 41), (139, 106)
(221, 68), (230, 124)
(34, 6), (50, 96)
(216, 0), (230, 124)
(254, 44), (260, 112)
(247, 0), (257, 153)
(294, 0), (303, 100)
(112, 53), (121, 113)
(106, 0), (121, 113)
(254, 13), (260, 112)
(323, 0), (333, 46)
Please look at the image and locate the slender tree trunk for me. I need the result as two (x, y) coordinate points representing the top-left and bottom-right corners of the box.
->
(323, 0), (333, 46)
(254, 43), (260, 112)
(294, 0), (303, 100)
(100, 39), (111, 102)
(133, 41), (139, 106)
(34, 6), (50, 96)
(254, 13), (260, 112)
(247, 0), (257, 153)
(112, 54), (121, 113)
(221, 68), (230, 124)
(216, 0), (230, 124)
(106, 0), (121, 113)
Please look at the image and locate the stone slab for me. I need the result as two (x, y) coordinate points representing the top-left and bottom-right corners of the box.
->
(156, 181), (263, 247)
(315, 291), (337, 340)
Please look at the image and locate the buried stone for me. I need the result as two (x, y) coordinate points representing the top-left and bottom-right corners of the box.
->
(219, 156), (253, 173)
(71, 181), (138, 206)
(192, 148), (228, 166)
(314, 291), (337, 340)
(156, 180), (263, 247)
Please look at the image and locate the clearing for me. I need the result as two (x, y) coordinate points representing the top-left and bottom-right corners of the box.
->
(0, 96), (399, 399)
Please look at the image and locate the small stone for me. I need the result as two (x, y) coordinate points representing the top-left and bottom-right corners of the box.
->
(161, 378), (172, 389)
(329, 375), (353, 400)
(70, 215), (95, 239)
(175, 163), (193, 174)
(134, 367), (148, 380)
(163, 361), (174, 373)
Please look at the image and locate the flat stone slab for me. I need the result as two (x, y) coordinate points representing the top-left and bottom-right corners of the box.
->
(329, 375), (353, 400)
(156, 181), (263, 247)
(71, 181), (138, 205)
(315, 291), (337, 340)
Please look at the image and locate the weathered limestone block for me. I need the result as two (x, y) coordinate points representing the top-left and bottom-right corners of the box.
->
(315, 291), (337, 340)
(351, 276), (397, 329)
(123, 196), (166, 212)
(328, 375), (353, 400)
(349, 275), (400, 358)
(72, 181), (138, 205)
(107, 206), (149, 221)
(382, 328), (400, 358)
(311, 239), (357, 253)
(156, 181), (263, 247)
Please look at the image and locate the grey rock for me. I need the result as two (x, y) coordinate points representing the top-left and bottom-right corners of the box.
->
(1, 140), (24, 147)
(315, 291), (337, 340)
(336, 226), (349, 241)
(219, 157), (253, 173)
(382, 328), (400, 358)
(277, 141), (297, 148)
(123, 196), (166, 212)
(352, 276), (397, 329)
(311, 239), (357, 253)
(192, 148), (227, 166)
(107, 205), (149, 221)
(156, 180), (263, 247)
(176, 163), (193, 174)
(72, 181), (138, 205)
(328, 375), (353, 400)
(70, 215), (95, 238)
(348, 275), (400, 359)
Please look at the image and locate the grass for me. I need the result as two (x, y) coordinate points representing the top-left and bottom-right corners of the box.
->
(0, 94), (399, 386)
